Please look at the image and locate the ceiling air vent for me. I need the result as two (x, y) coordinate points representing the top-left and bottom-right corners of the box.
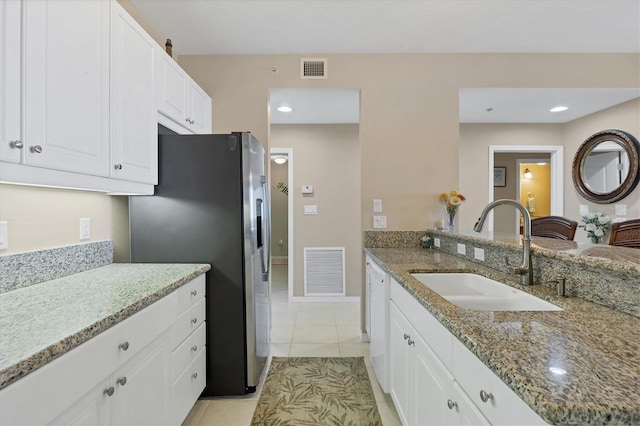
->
(301, 58), (328, 79)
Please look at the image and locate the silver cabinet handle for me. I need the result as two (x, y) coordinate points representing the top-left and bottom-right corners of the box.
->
(191, 290), (197, 296)
(117, 377), (127, 386)
(447, 399), (457, 410)
(480, 390), (494, 403)
(30, 145), (42, 153)
(114, 163), (123, 170)
(403, 333), (409, 340)
(9, 140), (23, 149)
(191, 317), (197, 324)
(119, 341), (129, 351)
(191, 372), (198, 379)
(103, 386), (115, 396)
(407, 338), (415, 346)
(191, 345), (198, 352)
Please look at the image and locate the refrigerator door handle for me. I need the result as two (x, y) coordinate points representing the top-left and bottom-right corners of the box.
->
(261, 175), (271, 280)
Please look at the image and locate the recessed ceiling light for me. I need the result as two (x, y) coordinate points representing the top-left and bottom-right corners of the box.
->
(277, 106), (292, 113)
(550, 106), (568, 112)
(271, 155), (287, 164)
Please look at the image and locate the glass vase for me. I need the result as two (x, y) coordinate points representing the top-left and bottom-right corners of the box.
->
(590, 235), (601, 244)
(444, 207), (459, 231)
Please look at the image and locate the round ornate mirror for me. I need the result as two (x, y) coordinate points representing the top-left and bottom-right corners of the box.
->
(572, 129), (640, 203)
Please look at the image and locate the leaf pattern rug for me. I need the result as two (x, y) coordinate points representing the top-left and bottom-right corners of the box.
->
(251, 357), (382, 426)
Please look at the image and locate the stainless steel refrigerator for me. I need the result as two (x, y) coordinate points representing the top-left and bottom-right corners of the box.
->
(129, 131), (271, 396)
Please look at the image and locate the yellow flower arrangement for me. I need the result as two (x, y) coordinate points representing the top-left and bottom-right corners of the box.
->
(439, 190), (466, 228)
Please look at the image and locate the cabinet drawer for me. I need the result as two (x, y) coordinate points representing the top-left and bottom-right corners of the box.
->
(172, 322), (206, 381)
(176, 274), (205, 314)
(390, 279), (452, 371)
(452, 338), (547, 425)
(122, 291), (176, 363)
(172, 349), (206, 425)
(172, 298), (206, 349)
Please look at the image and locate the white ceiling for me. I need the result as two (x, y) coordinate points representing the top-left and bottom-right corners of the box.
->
(131, 0), (640, 124)
(131, 0), (640, 55)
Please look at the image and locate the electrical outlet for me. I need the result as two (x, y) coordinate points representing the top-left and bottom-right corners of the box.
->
(474, 247), (485, 261)
(0, 221), (8, 250)
(373, 216), (387, 228)
(80, 218), (91, 240)
(457, 243), (466, 255)
(615, 204), (627, 216)
(434, 238), (440, 248)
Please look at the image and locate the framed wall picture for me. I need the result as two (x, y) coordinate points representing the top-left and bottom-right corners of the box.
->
(494, 167), (506, 187)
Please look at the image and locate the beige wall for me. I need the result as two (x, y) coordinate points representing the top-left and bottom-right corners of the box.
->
(0, 184), (130, 261)
(519, 163), (551, 219)
(459, 98), (640, 242)
(270, 124), (361, 298)
(270, 160), (289, 258)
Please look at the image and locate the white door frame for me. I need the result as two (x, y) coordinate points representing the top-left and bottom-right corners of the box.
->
(488, 145), (564, 232)
(269, 147), (294, 303)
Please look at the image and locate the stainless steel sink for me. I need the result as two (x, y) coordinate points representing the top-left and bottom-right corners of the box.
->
(411, 273), (562, 311)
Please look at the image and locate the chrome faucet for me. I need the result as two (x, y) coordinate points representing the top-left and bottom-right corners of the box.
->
(473, 199), (534, 285)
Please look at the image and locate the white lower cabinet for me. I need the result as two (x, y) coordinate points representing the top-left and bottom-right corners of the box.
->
(389, 280), (546, 426)
(0, 274), (206, 426)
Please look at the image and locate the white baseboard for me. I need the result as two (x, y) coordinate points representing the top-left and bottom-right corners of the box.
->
(289, 296), (360, 303)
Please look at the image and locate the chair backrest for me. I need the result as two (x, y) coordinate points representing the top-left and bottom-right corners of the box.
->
(531, 216), (578, 240)
(608, 219), (640, 249)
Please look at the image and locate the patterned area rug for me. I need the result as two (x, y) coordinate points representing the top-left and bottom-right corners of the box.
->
(251, 357), (382, 426)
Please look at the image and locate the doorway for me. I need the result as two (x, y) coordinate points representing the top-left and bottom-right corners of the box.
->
(269, 148), (293, 302)
(488, 145), (564, 232)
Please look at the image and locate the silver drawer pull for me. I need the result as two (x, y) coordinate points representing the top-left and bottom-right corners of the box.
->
(119, 341), (129, 351)
(191, 345), (198, 352)
(191, 372), (198, 379)
(407, 338), (415, 346)
(403, 333), (409, 340)
(480, 390), (494, 403)
(117, 377), (127, 386)
(114, 163), (123, 170)
(103, 386), (115, 396)
(191, 317), (198, 324)
(447, 399), (457, 410)
(9, 140), (23, 149)
(191, 290), (197, 296)
(30, 145), (42, 154)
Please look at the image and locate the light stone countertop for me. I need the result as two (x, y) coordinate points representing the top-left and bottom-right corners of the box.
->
(0, 263), (210, 390)
(366, 247), (640, 426)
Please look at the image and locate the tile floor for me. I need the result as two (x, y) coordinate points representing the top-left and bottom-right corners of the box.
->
(182, 264), (401, 425)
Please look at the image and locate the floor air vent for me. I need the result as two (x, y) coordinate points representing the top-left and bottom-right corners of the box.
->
(301, 58), (328, 79)
(304, 247), (345, 296)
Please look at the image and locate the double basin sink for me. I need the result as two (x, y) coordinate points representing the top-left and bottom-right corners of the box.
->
(411, 273), (562, 311)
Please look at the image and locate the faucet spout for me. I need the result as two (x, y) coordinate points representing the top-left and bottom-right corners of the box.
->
(473, 199), (534, 285)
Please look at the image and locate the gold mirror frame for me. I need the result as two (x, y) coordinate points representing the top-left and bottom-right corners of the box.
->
(572, 129), (640, 204)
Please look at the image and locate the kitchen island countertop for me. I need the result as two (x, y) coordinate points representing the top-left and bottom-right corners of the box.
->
(0, 263), (210, 390)
(366, 247), (640, 425)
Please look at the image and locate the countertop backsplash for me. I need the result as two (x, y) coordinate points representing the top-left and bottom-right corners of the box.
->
(0, 240), (113, 294)
(365, 230), (640, 317)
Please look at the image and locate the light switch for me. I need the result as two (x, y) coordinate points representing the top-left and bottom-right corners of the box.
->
(373, 199), (382, 212)
(303, 205), (318, 215)
(615, 204), (627, 216)
(0, 221), (8, 250)
(373, 216), (387, 228)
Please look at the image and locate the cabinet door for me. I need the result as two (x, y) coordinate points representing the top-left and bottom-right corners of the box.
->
(110, 1), (158, 184)
(0, 0), (22, 163)
(23, 0), (110, 176)
(112, 332), (171, 426)
(413, 332), (453, 426)
(389, 302), (412, 425)
(49, 377), (112, 426)
(450, 382), (491, 426)
(186, 79), (211, 134)
(158, 53), (188, 125)
(365, 257), (371, 336)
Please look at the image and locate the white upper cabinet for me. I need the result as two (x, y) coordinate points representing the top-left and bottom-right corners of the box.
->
(0, 0), (22, 164)
(158, 52), (212, 134)
(110, 1), (158, 184)
(22, 0), (110, 176)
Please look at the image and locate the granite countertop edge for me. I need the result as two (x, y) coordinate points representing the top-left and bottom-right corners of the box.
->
(0, 263), (211, 390)
(365, 247), (640, 426)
